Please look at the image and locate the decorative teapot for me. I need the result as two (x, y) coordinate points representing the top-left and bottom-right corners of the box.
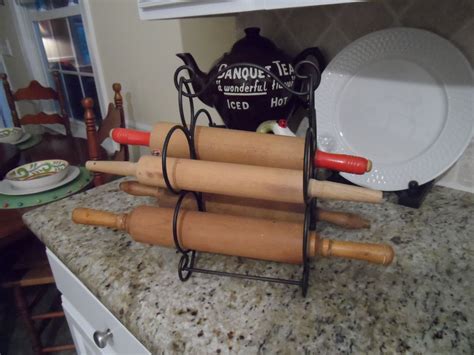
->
(177, 27), (324, 131)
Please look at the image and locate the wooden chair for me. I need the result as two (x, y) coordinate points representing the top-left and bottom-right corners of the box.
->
(83, 83), (129, 187)
(1, 238), (75, 354)
(1, 72), (71, 136)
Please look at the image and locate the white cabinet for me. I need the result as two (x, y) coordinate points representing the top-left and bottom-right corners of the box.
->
(46, 249), (151, 355)
(138, 0), (365, 20)
(62, 297), (103, 354)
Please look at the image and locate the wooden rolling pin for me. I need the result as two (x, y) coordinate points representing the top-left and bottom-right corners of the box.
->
(72, 207), (394, 265)
(111, 124), (372, 174)
(86, 157), (382, 204)
(119, 181), (371, 229)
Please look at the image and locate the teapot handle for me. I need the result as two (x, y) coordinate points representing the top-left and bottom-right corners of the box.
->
(287, 47), (326, 118)
(292, 47), (326, 73)
(292, 47), (326, 95)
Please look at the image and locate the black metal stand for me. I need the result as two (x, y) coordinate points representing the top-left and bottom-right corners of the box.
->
(162, 61), (321, 296)
(395, 180), (435, 208)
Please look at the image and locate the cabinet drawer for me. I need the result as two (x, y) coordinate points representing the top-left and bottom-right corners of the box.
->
(47, 249), (150, 354)
(62, 296), (102, 354)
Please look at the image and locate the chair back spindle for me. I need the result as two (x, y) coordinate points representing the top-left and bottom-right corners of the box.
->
(83, 83), (129, 186)
(83, 98), (106, 187)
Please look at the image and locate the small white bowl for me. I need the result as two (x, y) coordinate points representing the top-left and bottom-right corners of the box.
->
(0, 128), (24, 144)
(6, 160), (69, 190)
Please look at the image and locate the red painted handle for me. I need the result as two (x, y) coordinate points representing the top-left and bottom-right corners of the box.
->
(314, 150), (372, 174)
(111, 128), (150, 147)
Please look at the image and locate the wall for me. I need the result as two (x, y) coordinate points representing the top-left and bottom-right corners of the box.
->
(87, 0), (235, 131)
(236, 0), (473, 62)
(180, 18), (237, 73)
(236, 0), (474, 192)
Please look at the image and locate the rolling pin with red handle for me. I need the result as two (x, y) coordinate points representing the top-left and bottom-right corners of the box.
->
(119, 181), (370, 229)
(86, 156), (382, 204)
(111, 124), (372, 174)
(72, 207), (394, 265)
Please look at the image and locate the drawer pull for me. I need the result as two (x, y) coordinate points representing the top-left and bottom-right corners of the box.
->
(93, 328), (113, 348)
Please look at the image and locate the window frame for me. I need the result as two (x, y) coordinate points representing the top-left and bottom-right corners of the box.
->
(9, 0), (107, 134)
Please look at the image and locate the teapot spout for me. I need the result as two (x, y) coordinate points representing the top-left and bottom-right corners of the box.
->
(176, 53), (214, 106)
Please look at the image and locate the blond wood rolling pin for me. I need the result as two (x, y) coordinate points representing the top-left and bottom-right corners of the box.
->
(111, 124), (372, 174)
(72, 207), (394, 265)
(86, 157), (382, 204)
(119, 181), (371, 229)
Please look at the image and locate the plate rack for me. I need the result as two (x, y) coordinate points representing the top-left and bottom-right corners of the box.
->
(159, 61), (321, 296)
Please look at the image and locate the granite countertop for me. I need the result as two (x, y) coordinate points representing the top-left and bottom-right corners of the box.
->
(23, 179), (473, 354)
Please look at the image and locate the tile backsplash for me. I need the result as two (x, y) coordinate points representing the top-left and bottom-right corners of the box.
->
(236, 0), (474, 193)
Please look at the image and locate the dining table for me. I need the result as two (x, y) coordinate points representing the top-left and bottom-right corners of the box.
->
(0, 132), (102, 248)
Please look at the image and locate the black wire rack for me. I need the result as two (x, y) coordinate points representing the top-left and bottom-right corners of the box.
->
(160, 61), (321, 296)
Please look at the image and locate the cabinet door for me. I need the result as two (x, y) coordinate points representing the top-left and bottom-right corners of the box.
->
(138, 0), (263, 20)
(47, 249), (151, 354)
(137, 0), (364, 20)
(62, 296), (101, 355)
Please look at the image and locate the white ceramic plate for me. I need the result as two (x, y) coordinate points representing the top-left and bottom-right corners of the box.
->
(0, 166), (80, 196)
(315, 28), (473, 191)
(0, 128), (24, 143)
(11, 132), (32, 145)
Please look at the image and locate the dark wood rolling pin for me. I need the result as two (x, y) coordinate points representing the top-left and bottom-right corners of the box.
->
(119, 181), (370, 229)
(86, 157), (382, 204)
(72, 207), (394, 265)
(111, 124), (372, 174)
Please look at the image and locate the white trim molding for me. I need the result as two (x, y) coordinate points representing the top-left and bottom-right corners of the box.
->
(79, 0), (108, 117)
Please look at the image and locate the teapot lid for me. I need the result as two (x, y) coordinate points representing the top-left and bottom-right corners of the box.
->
(231, 27), (278, 53)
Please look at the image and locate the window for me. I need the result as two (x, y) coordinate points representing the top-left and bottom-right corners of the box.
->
(20, 0), (101, 121)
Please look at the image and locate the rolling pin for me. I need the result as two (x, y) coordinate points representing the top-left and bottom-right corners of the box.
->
(86, 156), (382, 204)
(72, 207), (394, 265)
(119, 181), (371, 229)
(111, 124), (372, 174)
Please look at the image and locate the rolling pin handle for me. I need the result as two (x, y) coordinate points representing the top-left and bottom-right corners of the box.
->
(86, 160), (137, 177)
(119, 181), (159, 198)
(72, 208), (127, 231)
(309, 179), (383, 204)
(318, 239), (394, 266)
(314, 150), (372, 174)
(111, 128), (151, 147)
(316, 209), (370, 229)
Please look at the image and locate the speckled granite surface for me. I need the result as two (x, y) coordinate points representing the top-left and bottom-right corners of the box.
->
(23, 179), (473, 354)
